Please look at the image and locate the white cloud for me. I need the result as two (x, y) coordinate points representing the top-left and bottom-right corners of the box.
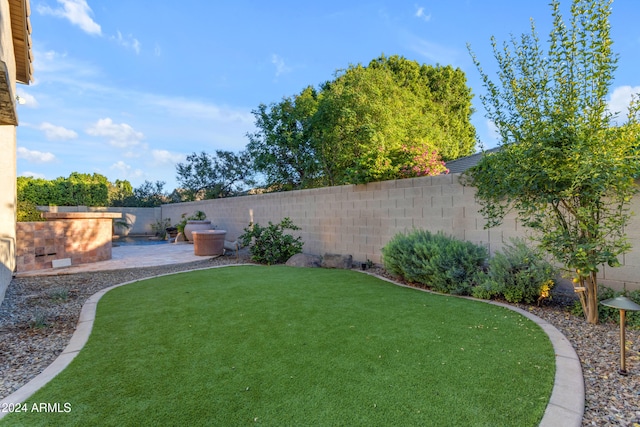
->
(86, 118), (144, 148)
(37, 122), (78, 141)
(17, 147), (57, 163)
(271, 54), (292, 77)
(146, 95), (253, 124)
(32, 48), (102, 84)
(110, 160), (144, 179)
(415, 6), (432, 22)
(20, 171), (47, 179)
(37, 0), (101, 36)
(151, 149), (185, 166)
(406, 35), (458, 65)
(112, 31), (141, 54)
(608, 85), (640, 122)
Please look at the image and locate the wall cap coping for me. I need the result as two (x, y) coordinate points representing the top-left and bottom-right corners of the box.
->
(42, 212), (122, 220)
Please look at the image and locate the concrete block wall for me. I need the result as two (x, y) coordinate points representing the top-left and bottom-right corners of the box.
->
(161, 174), (640, 291)
(16, 218), (113, 273)
(161, 175), (516, 264)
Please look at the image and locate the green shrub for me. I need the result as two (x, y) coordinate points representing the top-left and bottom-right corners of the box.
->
(478, 239), (556, 304)
(240, 217), (303, 265)
(471, 280), (500, 300)
(151, 218), (172, 239)
(188, 210), (206, 220)
(571, 286), (640, 328)
(17, 200), (45, 222)
(381, 230), (487, 295)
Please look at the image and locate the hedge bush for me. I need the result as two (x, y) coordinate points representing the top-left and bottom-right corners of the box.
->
(17, 200), (45, 222)
(474, 239), (556, 304)
(381, 230), (487, 295)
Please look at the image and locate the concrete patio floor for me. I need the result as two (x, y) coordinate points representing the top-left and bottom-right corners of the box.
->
(15, 242), (207, 276)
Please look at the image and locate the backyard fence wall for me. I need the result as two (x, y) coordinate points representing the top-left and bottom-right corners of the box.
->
(161, 173), (640, 292)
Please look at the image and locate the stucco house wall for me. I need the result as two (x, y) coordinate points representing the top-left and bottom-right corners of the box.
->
(0, 0), (31, 306)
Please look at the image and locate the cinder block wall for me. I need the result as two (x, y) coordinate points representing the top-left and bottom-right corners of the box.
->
(16, 219), (113, 272)
(162, 174), (517, 262)
(161, 173), (640, 291)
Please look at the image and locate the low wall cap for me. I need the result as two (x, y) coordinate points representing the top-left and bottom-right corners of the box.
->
(42, 212), (122, 220)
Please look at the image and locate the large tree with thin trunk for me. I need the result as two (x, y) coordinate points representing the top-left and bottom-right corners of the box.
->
(314, 56), (473, 185)
(465, 0), (640, 323)
(247, 55), (475, 188)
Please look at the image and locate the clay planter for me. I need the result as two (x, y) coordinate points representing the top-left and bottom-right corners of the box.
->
(192, 230), (227, 256)
(183, 220), (213, 242)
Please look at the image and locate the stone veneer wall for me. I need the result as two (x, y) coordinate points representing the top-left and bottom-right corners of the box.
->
(16, 216), (115, 273)
(39, 206), (162, 236)
(161, 173), (640, 292)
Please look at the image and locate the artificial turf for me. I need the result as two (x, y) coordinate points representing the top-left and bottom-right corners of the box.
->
(2, 266), (555, 426)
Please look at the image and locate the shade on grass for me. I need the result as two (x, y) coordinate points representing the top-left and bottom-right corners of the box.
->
(2, 266), (555, 426)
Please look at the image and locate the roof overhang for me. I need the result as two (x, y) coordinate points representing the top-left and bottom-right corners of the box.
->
(9, 0), (32, 85)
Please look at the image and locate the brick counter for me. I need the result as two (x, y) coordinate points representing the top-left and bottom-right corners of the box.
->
(16, 212), (121, 272)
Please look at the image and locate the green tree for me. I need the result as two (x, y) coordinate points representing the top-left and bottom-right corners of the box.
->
(124, 180), (169, 207)
(368, 55), (476, 160)
(247, 86), (321, 190)
(17, 173), (109, 207)
(175, 150), (255, 200)
(314, 56), (472, 185)
(247, 55), (475, 188)
(314, 63), (422, 184)
(108, 179), (134, 207)
(66, 172), (109, 206)
(465, 0), (640, 323)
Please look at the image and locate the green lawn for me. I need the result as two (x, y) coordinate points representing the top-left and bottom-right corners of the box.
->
(2, 266), (555, 426)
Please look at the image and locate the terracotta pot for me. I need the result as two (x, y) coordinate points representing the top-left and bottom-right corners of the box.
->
(192, 230), (227, 256)
(183, 220), (213, 242)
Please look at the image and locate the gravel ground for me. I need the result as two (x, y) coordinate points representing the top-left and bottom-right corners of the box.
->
(1, 257), (639, 426)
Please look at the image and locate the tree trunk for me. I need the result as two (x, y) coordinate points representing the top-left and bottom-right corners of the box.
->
(584, 273), (599, 324)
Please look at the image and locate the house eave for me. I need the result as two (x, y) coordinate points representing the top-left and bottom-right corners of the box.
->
(9, 0), (32, 85)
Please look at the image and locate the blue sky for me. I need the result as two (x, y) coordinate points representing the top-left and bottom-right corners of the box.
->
(15, 0), (640, 191)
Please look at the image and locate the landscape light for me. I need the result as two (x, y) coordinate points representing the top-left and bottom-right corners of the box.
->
(600, 296), (640, 375)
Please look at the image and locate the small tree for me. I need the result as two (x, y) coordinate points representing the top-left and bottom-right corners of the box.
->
(127, 180), (169, 207)
(465, 0), (640, 323)
(175, 150), (254, 200)
(247, 86), (322, 190)
(108, 179), (134, 207)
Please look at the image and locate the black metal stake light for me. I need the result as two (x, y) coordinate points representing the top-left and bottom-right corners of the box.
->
(600, 296), (640, 375)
